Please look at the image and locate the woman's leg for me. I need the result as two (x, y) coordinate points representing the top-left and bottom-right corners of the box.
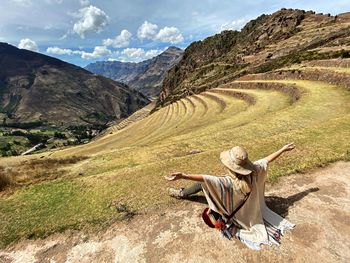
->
(168, 183), (202, 198)
(181, 182), (203, 197)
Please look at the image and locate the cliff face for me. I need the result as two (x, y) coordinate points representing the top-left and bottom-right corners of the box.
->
(158, 9), (350, 107)
(85, 47), (183, 98)
(0, 43), (149, 127)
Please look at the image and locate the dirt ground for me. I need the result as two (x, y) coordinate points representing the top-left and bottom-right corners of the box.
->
(1, 162), (349, 263)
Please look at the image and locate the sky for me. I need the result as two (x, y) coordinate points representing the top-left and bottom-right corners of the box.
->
(1, 0), (349, 67)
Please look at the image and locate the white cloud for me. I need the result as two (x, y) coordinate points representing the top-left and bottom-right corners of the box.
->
(73, 5), (109, 38)
(137, 21), (183, 44)
(47, 47), (72, 55)
(46, 44), (164, 62)
(46, 45), (112, 60)
(121, 47), (163, 62)
(18, 38), (38, 52)
(156, 27), (184, 43)
(137, 21), (158, 40)
(12, 0), (32, 7)
(220, 18), (249, 32)
(144, 49), (163, 58)
(122, 48), (145, 59)
(46, 46), (80, 55)
(103, 29), (132, 48)
(81, 46), (111, 59)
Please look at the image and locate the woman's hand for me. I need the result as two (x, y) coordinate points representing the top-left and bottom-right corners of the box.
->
(265, 143), (296, 163)
(281, 142), (296, 152)
(164, 172), (186, 181)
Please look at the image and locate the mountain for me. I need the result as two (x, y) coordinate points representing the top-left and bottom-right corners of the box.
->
(0, 42), (149, 128)
(85, 46), (183, 98)
(158, 9), (350, 107)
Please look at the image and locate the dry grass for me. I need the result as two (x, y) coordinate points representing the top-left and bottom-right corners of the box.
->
(0, 156), (88, 194)
(0, 169), (14, 191)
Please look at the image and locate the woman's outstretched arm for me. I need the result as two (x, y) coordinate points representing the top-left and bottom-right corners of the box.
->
(164, 172), (204, 182)
(264, 142), (295, 163)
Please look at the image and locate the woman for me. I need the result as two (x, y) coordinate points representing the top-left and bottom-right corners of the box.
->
(165, 143), (296, 250)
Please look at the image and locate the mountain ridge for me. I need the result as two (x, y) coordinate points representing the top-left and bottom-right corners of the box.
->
(157, 9), (350, 108)
(0, 42), (149, 127)
(85, 46), (183, 98)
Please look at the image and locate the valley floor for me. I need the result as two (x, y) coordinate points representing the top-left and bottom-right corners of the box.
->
(1, 161), (349, 263)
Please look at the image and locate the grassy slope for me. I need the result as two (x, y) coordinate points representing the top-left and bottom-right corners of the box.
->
(0, 72), (350, 247)
(285, 64), (350, 74)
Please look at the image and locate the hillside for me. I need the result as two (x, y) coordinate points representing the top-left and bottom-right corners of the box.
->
(1, 56), (349, 250)
(0, 43), (149, 126)
(0, 8), (350, 262)
(0, 43), (149, 156)
(158, 9), (350, 107)
(85, 47), (183, 98)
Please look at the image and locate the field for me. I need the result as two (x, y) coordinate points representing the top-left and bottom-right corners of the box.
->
(0, 60), (349, 248)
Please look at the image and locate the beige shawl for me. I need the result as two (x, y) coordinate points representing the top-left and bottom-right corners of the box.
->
(202, 159), (295, 249)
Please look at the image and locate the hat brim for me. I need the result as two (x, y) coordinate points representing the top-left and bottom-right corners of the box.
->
(220, 150), (254, 175)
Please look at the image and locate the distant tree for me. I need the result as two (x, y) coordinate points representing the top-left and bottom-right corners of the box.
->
(340, 50), (350, 58)
(54, 132), (66, 139)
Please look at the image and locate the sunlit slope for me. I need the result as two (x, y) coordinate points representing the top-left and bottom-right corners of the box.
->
(50, 77), (349, 176)
(1, 64), (350, 247)
(291, 66), (350, 74)
(109, 101), (157, 132)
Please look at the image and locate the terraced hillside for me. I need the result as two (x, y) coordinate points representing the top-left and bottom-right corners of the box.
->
(158, 9), (350, 108)
(99, 101), (157, 136)
(0, 58), (349, 249)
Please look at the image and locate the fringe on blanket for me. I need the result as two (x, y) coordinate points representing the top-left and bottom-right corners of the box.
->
(235, 220), (295, 250)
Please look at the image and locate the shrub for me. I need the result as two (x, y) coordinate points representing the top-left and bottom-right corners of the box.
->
(26, 133), (48, 145)
(54, 132), (66, 139)
(11, 130), (27, 136)
(340, 50), (350, 58)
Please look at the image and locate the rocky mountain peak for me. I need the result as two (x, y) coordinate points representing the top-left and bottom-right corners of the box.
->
(85, 47), (183, 98)
(163, 46), (183, 54)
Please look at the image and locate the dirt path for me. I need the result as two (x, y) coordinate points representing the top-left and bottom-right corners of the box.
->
(1, 162), (350, 263)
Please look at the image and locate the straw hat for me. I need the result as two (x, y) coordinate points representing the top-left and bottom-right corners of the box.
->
(220, 146), (255, 175)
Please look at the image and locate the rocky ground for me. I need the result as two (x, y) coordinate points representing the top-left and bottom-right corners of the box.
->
(0, 162), (349, 263)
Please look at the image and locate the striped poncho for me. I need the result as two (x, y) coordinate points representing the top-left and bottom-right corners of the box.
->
(201, 159), (295, 250)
